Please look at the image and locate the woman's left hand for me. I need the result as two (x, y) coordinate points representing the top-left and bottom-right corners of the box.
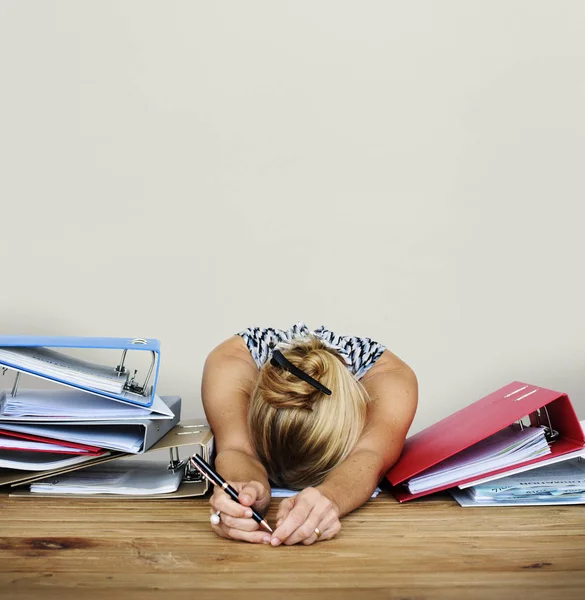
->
(270, 487), (341, 546)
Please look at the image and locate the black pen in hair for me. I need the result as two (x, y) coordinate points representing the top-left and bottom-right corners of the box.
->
(190, 453), (273, 533)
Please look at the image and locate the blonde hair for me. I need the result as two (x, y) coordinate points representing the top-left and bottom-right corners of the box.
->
(248, 337), (370, 489)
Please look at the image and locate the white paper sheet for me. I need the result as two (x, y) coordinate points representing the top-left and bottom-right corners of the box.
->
(0, 435), (92, 453)
(459, 419), (585, 489)
(407, 426), (551, 494)
(29, 461), (182, 495)
(450, 486), (585, 507)
(0, 390), (173, 421)
(0, 449), (109, 471)
(0, 347), (128, 393)
(271, 487), (381, 498)
(470, 457), (585, 494)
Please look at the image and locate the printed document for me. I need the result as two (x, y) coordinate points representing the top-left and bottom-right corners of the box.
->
(407, 426), (551, 494)
(0, 347), (128, 394)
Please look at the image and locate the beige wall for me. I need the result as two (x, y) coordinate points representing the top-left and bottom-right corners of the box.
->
(1, 1), (584, 434)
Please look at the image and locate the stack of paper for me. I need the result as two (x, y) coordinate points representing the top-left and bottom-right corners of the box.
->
(0, 449), (110, 471)
(406, 426), (551, 494)
(0, 428), (103, 454)
(0, 436), (89, 453)
(451, 458), (585, 506)
(0, 390), (173, 420)
(0, 418), (112, 471)
(0, 347), (128, 394)
(29, 461), (183, 495)
(271, 487), (382, 498)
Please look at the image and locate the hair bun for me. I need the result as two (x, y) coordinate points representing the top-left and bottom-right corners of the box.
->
(257, 341), (337, 410)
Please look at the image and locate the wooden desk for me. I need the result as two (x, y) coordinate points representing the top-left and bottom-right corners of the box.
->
(1, 492), (583, 600)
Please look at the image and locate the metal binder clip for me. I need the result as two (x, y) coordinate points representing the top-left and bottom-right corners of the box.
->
(166, 447), (204, 483)
(515, 407), (560, 443)
(168, 447), (185, 471)
(535, 406), (560, 442)
(115, 339), (156, 397)
(513, 415), (531, 432)
(1, 369), (21, 398)
(183, 456), (205, 483)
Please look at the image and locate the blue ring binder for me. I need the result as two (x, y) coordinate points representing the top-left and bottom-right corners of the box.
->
(0, 336), (161, 408)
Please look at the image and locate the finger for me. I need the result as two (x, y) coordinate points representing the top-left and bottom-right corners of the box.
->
(210, 521), (230, 539)
(302, 518), (341, 546)
(282, 505), (323, 546)
(271, 497), (314, 546)
(211, 492), (253, 519)
(239, 481), (264, 506)
(212, 522), (272, 544)
(281, 495), (335, 546)
(302, 530), (319, 546)
(275, 497), (294, 526)
(211, 493), (252, 518)
(218, 512), (260, 533)
(318, 511), (341, 535)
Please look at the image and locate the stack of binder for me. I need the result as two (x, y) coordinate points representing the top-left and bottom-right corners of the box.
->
(386, 381), (585, 506)
(0, 336), (213, 499)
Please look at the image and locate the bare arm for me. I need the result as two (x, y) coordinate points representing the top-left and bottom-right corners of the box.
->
(317, 350), (418, 516)
(201, 336), (272, 543)
(202, 336), (269, 490)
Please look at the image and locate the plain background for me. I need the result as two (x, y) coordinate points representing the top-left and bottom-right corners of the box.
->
(1, 1), (584, 435)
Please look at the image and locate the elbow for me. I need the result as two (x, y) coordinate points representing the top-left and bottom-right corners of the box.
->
(350, 449), (389, 483)
(355, 447), (406, 482)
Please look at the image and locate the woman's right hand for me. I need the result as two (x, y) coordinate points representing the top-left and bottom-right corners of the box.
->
(209, 480), (272, 544)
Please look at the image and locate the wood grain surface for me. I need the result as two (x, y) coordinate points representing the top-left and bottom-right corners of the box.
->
(1, 491), (584, 600)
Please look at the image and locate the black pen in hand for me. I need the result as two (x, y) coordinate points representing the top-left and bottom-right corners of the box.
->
(190, 453), (273, 533)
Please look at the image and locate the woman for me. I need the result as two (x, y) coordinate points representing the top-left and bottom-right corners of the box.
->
(202, 322), (417, 546)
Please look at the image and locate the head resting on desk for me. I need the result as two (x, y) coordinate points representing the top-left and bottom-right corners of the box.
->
(248, 336), (370, 489)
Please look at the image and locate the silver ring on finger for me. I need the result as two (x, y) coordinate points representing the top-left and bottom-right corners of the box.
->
(210, 510), (221, 525)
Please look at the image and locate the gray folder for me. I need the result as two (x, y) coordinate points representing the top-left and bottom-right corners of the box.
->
(0, 395), (180, 456)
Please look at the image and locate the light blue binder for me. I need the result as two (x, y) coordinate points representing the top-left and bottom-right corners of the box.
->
(0, 336), (161, 408)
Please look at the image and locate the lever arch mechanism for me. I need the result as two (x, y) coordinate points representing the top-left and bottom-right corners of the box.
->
(165, 424), (210, 484)
(115, 339), (156, 397)
(515, 406), (560, 443)
(1, 368), (21, 398)
(167, 447), (204, 483)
